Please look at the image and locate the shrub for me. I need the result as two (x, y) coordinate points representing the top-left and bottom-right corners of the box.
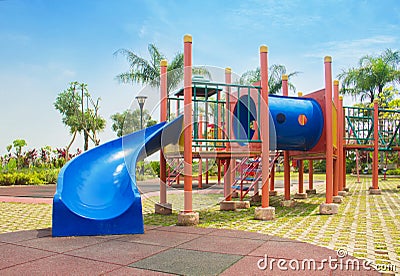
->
(387, 168), (400, 175)
(149, 161), (160, 177)
(0, 168), (59, 186)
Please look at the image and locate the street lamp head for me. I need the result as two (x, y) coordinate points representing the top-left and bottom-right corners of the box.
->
(135, 95), (147, 105)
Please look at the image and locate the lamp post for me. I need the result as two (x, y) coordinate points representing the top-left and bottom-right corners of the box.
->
(135, 95), (147, 130)
(135, 95), (147, 175)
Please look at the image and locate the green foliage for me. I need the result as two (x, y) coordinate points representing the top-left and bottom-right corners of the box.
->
(0, 168), (59, 186)
(387, 168), (400, 175)
(239, 64), (300, 94)
(54, 81), (106, 155)
(111, 109), (157, 137)
(114, 43), (210, 93)
(338, 48), (400, 103)
(149, 161), (160, 177)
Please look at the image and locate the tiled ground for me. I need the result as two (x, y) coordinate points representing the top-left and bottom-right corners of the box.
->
(0, 176), (399, 274)
(0, 226), (379, 275)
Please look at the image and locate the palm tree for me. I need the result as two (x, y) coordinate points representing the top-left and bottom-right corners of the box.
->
(239, 64), (300, 94)
(114, 44), (209, 93)
(338, 49), (400, 103)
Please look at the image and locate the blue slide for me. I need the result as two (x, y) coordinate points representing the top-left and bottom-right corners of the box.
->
(52, 115), (183, 237)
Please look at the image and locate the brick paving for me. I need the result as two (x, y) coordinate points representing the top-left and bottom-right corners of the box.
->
(0, 177), (399, 274)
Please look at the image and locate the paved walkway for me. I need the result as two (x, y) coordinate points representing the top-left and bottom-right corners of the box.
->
(0, 184), (388, 275)
(0, 226), (378, 275)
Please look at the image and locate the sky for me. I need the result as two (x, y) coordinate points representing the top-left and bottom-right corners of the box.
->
(0, 0), (399, 154)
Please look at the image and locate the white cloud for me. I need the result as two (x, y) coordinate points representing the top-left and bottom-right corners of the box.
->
(304, 35), (399, 68)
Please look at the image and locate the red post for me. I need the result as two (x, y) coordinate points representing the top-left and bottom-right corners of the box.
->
(282, 74), (291, 200)
(198, 114), (203, 189)
(183, 34), (193, 212)
(260, 45), (270, 208)
(333, 80), (339, 196)
(159, 59), (168, 204)
(297, 92), (304, 195)
(270, 163), (275, 192)
(308, 160), (314, 190)
(372, 99), (379, 190)
(224, 67), (232, 201)
(355, 149), (360, 183)
(338, 95), (344, 191)
(324, 56), (333, 204)
(298, 160), (304, 193)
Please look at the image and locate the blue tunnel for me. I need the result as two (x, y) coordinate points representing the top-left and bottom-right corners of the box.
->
(233, 94), (324, 151)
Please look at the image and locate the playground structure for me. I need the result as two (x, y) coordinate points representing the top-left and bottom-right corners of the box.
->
(159, 35), (345, 223)
(159, 35), (400, 224)
(52, 35), (400, 236)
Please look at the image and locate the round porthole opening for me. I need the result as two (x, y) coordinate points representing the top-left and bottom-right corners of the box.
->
(298, 114), (308, 126)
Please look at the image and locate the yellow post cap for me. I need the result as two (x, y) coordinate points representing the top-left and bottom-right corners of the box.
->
(334, 80), (339, 85)
(225, 67), (232, 73)
(282, 74), (288, 81)
(184, 34), (192, 43)
(324, 56), (332, 63)
(260, 45), (268, 53)
(160, 59), (168, 67)
(298, 92), (303, 97)
(339, 96), (343, 100)
(374, 98), (379, 103)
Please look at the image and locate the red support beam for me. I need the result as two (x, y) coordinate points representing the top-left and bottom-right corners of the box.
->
(260, 45), (270, 208)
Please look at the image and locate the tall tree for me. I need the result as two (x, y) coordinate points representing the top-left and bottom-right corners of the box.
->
(54, 82), (106, 159)
(239, 64), (299, 94)
(111, 109), (157, 137)
(114, 43), (209, 93)
(338, 49), (400, 103)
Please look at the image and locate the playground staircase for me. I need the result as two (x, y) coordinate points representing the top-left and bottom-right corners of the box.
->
(231, 152), (280, 200)
(167, 158), (183, 186)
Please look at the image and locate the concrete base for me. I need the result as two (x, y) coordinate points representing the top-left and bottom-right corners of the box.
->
(254, 206), (275, 220)
(250, 194), (261, 203)
(220, 201), (236, 211)
(235, 201), (250, 209)
(280, 199), (296, 207)
(343, 187), (349, 192)
(368, 186), (380, 190)
(306, 189), (317, 195)
(177, 212), (199, 226)
(338, 191), (347, 197)
(269, 190), (278, 196)
(369, 189), (382, 195)
(294, 192), (308, 199)
(333, 195), (343, 204)
(155, 203), (172, 215)
(231, 191), (239, 198)
(319, 203), (339, 215)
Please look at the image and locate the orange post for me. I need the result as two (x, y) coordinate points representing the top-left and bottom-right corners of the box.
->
(198, 114), (203, 189)
(270, 163), (275, 192)
(282, 74), (291, 200)
(372, 99), (379, 190)
(298, 160), (304, 193)
(260, 45), (270, 208)
(333, 80), (339, 196)
(159, 59), (168, 204)
(338, 95), (344, 191)
(224, 67), (232, 201)
(183, 34), (193, 212)
(297, 92), (304, 195)
(308, 160), (314, 190)
(324, 56), (333, 204)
